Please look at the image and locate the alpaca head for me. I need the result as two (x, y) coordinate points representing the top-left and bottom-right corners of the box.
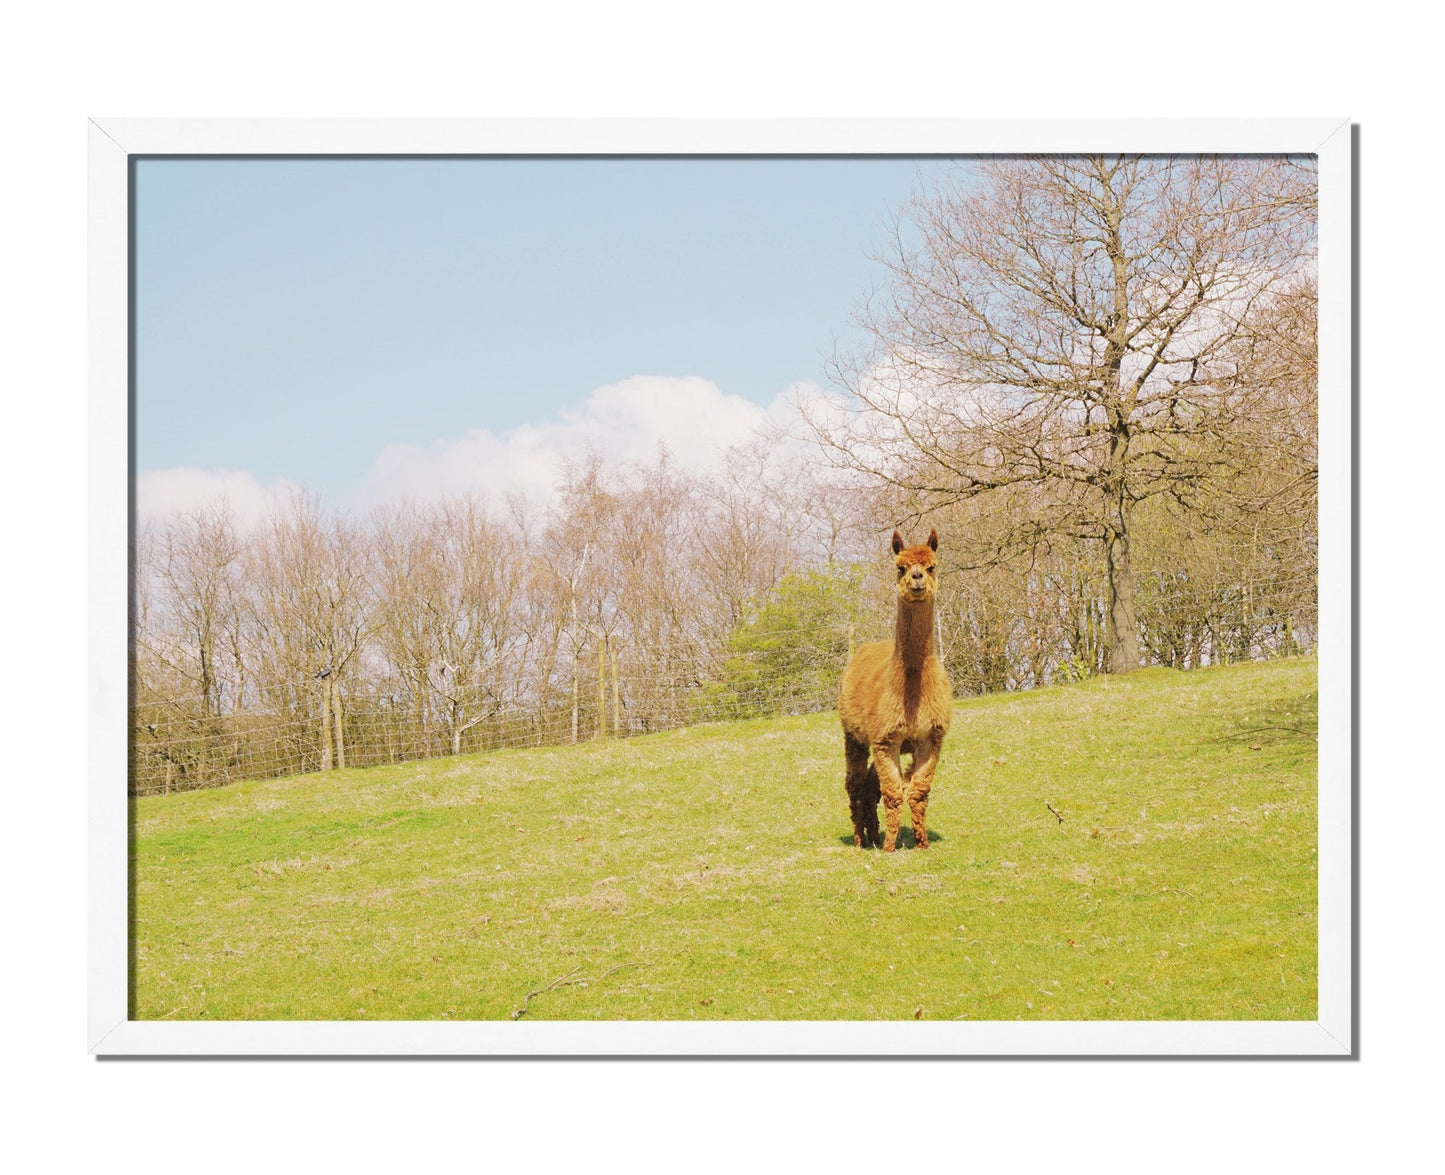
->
(891, 528), (940, 604)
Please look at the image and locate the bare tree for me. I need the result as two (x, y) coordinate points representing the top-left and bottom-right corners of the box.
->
(143, 502), (243, 715)
(371, 497), (526, 756)
(244, 491), (369, 770)
(812, 155), (1317, 672)
(1133, 273), (1320, 665)
(1221, 274), (1319, 521)
(690, 441), (796, 650)
(609, 451), (703, 731)
(543, 457), (619, 742)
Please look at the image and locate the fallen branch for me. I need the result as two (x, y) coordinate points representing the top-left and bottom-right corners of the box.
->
(510, 961), (649, 1020)
(1045, 802), (1064, 824)
(1224, 725), (1317, 740)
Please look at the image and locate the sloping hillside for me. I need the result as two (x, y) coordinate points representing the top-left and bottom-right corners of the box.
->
(133, 658), (1317, 1021)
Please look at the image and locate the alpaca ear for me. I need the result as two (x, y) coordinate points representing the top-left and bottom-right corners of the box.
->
(927, 528), (939, 552)
(891, 531), (905, 555)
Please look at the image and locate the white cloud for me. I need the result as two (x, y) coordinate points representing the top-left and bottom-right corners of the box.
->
(135, 467), (296, 528)
(362, 375), (805, 508)
(137, 375), (838, 523)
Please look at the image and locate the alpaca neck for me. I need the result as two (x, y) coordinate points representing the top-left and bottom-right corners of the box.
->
(895, 597), (935, 672)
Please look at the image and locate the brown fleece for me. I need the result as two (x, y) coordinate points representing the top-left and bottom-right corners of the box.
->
(839, 529), (952, 850)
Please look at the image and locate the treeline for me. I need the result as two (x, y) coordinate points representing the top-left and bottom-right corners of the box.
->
(133, 424), (1314, 795)
(134, 444), (861, 793)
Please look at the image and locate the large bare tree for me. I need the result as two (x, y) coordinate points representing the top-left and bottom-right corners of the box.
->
(814, 155), (1317, 672)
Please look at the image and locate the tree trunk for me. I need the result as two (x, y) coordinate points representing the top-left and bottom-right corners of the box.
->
(611, 637), (622, 737)
(1244, 579), (1255, 660)
(332, 677), (346, 769)
(1102, 410), (1140, 674)
(571, 664), (580, 745)
(595, 636), (607, 740)
(1104, 513), (1141, 674)
(319, 676), (333, 771)
(1100, 172), (1141, 676)
(199, 640), (216, 718)
(568, 566), (582, 745)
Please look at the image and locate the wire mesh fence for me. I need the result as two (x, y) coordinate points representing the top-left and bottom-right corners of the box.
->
(130, 582), (1316, 797)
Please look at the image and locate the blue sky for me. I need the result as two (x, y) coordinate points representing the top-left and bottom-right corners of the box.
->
(134, 156), (963, 515)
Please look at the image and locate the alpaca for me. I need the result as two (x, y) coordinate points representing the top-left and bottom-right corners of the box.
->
(839, 529), (952, 851)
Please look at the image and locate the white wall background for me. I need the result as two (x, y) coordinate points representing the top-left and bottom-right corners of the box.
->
(2, 5), (1428, 1172)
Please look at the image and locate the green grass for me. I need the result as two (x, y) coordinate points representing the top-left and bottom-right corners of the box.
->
(133, 657), (1317, 1021)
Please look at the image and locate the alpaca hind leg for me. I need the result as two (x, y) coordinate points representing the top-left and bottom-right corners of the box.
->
(871, 741), (906, 851)
(843, 734), (876, 848)
(862, 762), (881, 847)
(905, 730), (943, 849)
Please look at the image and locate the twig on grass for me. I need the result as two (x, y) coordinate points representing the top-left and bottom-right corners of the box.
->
(511, 967), (582, 1020)
(1045, 802), (1064, 824)
(510, 961), (650, 1020)
(594, 962), (649, 982)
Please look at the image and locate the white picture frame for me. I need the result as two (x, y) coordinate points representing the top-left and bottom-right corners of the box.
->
(90, 117), (1353, 1056)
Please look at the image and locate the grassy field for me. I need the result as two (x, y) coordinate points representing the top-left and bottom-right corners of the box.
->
(133, 658), (1317, 1021)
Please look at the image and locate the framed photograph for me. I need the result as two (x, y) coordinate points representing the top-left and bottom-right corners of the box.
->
(90, 118), (1353, 1056)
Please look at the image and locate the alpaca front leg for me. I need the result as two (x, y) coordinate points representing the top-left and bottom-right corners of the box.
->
(906, 730), (943, 849)
(872, 742), (906, 851)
